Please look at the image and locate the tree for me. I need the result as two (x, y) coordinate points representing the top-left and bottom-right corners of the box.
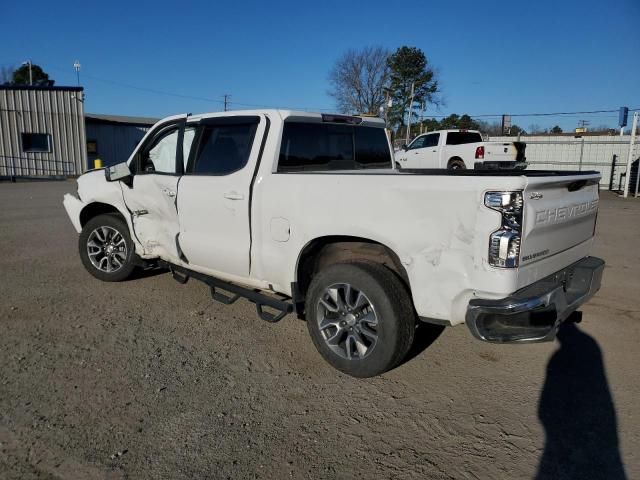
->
(387, 46), (441, 130)
(550, 125), (563, 134)
(528, 124), (549, 135)
(509, 124), (526, 136)
(328, 46), (390, 115)
(11, 63), (54, 86)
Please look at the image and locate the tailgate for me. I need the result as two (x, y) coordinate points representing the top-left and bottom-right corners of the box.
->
(485, 142), (519, 161)
(521, 173), (600, 265)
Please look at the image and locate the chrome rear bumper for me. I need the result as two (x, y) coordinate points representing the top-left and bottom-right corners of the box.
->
(466, 256), (604, 343)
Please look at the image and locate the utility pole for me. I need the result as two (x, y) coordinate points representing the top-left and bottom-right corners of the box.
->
(382, 88), (392, 142)
(405, 81), (415, 144)
(223, 94), (231, 112)
(22, 60), (32, 85)
(623, 111), (638, 198)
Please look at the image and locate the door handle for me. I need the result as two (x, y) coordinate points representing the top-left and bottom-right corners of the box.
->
(224, 191), (244, 200)
(162, 189), (176, 197)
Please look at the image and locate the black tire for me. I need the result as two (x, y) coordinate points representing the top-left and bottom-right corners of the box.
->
(306, 262), (415, 377)
(447, 158), (466, 170)
(79, 213), (136, 282)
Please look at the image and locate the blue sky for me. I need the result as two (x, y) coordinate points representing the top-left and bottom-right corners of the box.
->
(1, 0), (638, 131)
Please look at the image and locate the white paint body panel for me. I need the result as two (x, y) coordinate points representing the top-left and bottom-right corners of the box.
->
(62, 110), (601, 328)
(122, 174), (181, 261)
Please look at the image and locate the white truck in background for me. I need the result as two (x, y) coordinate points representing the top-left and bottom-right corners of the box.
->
(395, 129), (527, 170)
(63, 111), (603, 378)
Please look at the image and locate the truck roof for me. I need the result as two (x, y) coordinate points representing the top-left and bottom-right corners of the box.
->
(181, 110), (386, 128)
(419, 129), (481, 134)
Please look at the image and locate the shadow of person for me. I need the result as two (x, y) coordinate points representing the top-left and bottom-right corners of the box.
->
(536, 321), (627, 479)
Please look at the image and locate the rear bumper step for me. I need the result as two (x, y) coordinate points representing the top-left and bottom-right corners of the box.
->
(466, 256), (604, 343)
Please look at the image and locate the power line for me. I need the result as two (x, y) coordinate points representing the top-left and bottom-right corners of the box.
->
(17, 62), (640, 118)
(45, 65), (225, 105)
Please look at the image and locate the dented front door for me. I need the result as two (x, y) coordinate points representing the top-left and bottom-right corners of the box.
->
(121, 120), (187, 261)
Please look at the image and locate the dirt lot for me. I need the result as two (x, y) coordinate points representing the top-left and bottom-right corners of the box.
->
(0, 180), (638, 479)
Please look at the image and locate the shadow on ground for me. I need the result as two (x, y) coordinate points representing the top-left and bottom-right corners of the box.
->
(400, 322), (445, 366)
(536, 322), (627, 479)
(127, 266), (169, 281)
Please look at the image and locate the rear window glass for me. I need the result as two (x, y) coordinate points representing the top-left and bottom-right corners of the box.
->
(278, 122), (391, 172)
(446, 131), (482, 145)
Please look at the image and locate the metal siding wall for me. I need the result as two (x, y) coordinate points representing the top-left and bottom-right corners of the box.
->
(0, 89), (86, 177)
(85, 123), (149, 168)
(489, 135), (636, 189)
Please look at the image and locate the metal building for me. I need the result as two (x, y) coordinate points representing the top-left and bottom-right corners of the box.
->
(0, 85), (86, 178)
(85, 113), (157, 169)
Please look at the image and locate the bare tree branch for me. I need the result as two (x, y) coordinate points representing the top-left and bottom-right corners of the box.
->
(328, 46), (390, 115)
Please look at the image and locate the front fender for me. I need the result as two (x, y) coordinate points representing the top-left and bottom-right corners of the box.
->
(63, 193), (84, 233)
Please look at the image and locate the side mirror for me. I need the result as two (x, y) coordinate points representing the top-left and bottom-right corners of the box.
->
(105, 162), (132, 182)
(402, 144), (408, 151)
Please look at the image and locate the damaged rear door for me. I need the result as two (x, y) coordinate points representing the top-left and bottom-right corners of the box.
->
(121, 117), (194, 261)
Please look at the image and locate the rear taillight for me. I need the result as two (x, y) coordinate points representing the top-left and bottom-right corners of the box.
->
(475, 146), (485, 159)
(485, 191), (523, 268)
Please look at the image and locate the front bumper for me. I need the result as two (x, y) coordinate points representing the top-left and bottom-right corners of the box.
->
(466, 256), (604, 343)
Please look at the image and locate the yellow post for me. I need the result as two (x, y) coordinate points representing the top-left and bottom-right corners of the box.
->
(94, 158), (103, 169)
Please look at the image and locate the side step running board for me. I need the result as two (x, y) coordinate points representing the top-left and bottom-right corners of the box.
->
(163, 262), (293, 323)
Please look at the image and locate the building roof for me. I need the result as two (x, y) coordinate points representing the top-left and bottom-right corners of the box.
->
(0, 84), (84, 92)
(85, 113), (159, 127)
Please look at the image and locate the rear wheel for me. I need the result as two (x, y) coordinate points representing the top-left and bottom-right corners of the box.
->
(447, 158), (466, 170)
(306, 262), (415, 377)
(79, 214), (136, 282)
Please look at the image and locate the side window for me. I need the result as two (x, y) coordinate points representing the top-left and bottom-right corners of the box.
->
(354, 127), (392, 168)
(189, 123), (257, 175)
(277, 122), (390, 172)
(408, 136), (426, 150)
(446, 132), (482, 145)
(141, 127), (179, 174)
(423, 133), (440, 148)
(183, 126), (197, 169)
(278, 123), (352, 172)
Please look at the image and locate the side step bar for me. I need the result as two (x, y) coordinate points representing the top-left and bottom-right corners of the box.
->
(161, 262), (293, 323)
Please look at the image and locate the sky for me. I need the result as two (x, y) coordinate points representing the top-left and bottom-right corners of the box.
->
(1, 0), (638, 132)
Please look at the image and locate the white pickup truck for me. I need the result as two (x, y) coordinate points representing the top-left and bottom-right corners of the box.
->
(63, 110), (603, 377)
(395, 129), (527, 170)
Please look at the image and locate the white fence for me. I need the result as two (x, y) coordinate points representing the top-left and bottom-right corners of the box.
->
(488, 134), (640, 191)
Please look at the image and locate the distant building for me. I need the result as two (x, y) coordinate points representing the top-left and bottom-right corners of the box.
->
(0, 85), (86, 178)
(0, 84), (160, 179)
(85, 113), (157, 169)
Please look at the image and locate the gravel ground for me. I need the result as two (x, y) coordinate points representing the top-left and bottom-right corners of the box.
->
(0, 180), (638, 480)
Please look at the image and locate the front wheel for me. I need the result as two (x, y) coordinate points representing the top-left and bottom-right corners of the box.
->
(306, 262), (415, 377)
(78, 213), (136, 282)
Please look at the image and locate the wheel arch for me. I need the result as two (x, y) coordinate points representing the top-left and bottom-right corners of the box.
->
(294, 235), (411, 312)
(447, 156), (465, 168)
(79, 202), (128, 228)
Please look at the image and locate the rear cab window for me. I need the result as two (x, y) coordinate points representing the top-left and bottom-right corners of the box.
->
(277, 122), (391, 172)
(446, 131), (483, 145)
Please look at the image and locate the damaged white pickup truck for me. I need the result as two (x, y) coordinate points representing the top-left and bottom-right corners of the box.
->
(64, 110), (604, 377)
